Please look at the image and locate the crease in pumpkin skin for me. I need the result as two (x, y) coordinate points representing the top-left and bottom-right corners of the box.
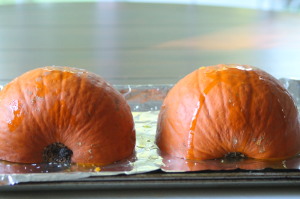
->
(36, 71), (75, 161)
(62, 75), (111, 163)
(35, 72), (56, 141)
(57, 71), (79, 138)
(237, 69), (256, 157)
(48, 71), (79, 142)
(205, 68), (230, 154)
(249, 94), (276, 158)
(241, 71), (289, 159)
(224, 66), (254, 157)
(43, 71), (97, 163)
(57, 70), (65, 136)
(186, 69), (202, 160)
(216, 70), (233, 158)
(236, 70), (265, 158)
(186, 69), (219, 160)
(246, 74), (283, 158)
(263, 90), (292, 158)
(255, 76), (278, 157)
(225, 72), (245, 156)
(206, 68), (235, 158)
(199, 86), (225, 159)
(26, 76), (59, 155)
(201, 67), (255, 159)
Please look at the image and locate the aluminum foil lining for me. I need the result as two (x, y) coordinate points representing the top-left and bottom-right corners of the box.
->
(0, 79), (300, 185)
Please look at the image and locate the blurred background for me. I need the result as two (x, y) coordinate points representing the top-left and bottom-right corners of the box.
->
(1, 0), (300, 85)
(1, 0), (300, 11)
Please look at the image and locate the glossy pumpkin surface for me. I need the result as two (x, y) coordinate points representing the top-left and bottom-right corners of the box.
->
(156, 64), (300, 160)
(0, 66), (135, 164)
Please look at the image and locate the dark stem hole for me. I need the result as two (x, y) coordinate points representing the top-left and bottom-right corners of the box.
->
(43, 142), (73, 164)
(224, 152), (247, 160)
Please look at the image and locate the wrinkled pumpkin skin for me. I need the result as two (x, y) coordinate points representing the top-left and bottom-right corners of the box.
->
(156, 64), (300, 160)
(0, 66), (135, 164)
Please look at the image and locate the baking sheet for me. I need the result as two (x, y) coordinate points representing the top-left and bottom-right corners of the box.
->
(0, 79), (300, 186)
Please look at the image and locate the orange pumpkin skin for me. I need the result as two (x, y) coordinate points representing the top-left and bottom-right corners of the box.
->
(156, 64), (300, 160)
(0, 66), (135, 164)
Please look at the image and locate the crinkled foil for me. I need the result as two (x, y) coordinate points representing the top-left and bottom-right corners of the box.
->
(0, 79), (300, 185)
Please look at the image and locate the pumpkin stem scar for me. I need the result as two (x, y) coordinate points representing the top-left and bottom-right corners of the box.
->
(224, 152), (247, 160)
(43, 142), (73, 164)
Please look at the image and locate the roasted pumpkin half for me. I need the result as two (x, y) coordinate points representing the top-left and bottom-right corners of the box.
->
(0, 66), (135, 165)
(156, 64), (300, 160)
